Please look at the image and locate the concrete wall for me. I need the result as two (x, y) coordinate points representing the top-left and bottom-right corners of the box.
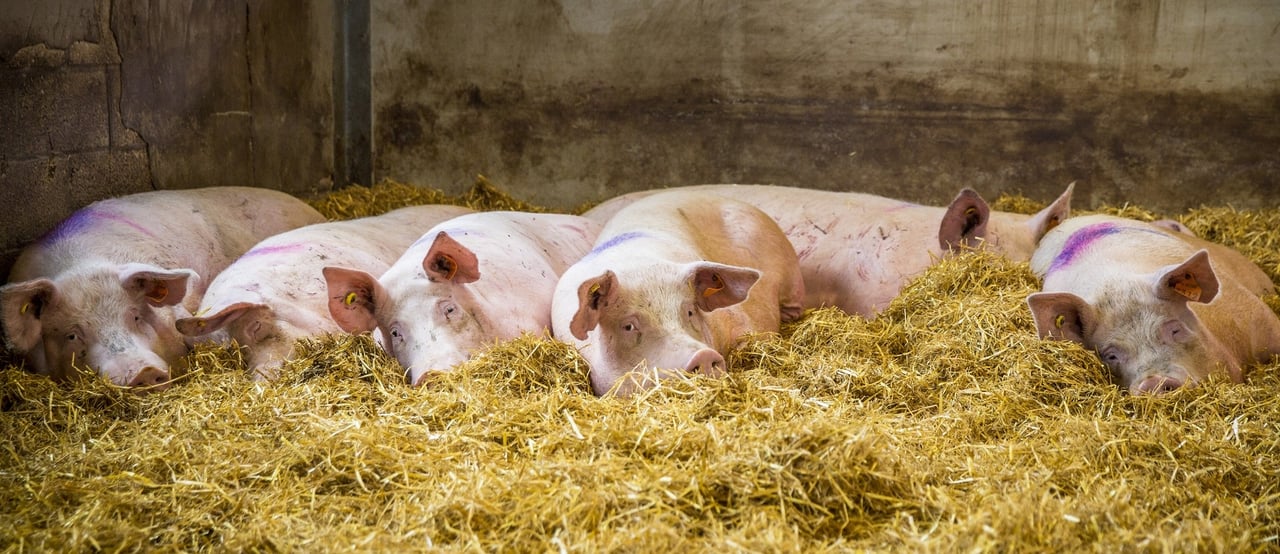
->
(372, 0), (1280, 212)
(0, 0), (335, 278)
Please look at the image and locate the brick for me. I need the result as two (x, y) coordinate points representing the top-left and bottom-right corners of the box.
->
(0, 65), (109, 158)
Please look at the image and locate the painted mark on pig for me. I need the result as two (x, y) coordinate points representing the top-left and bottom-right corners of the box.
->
(241, 243), (309, 259)
(1047, 222), (1170, 275)
(584, 231), (648, 260)
(42, 208), (156, 244)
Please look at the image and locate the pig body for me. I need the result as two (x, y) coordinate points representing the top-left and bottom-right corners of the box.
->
(1, 187), (326, 389)
(584, 183), (1072, 317)
(1027, 214), (1280, 394)
(176, 204), (473, 380)
(555, 190), (806, 396)
(324, 211), (600, 385)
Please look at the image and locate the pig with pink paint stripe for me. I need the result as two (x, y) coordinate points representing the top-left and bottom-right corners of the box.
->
(1028, 214), (1280, 394)
(1, 187), (326, 391)
(324, 211), (600, 385)
(583, 183), (1073, 318)
(556, 189), (806, 397)
(176, 204), (473, 380)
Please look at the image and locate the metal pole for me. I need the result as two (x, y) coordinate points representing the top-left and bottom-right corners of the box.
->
(334, 0), (372, 187)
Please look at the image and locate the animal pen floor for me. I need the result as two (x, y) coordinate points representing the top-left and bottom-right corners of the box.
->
(2, 179), (1278, 552)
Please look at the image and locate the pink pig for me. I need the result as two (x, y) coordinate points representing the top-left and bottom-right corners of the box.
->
(175, 205), (472, 380)
(0, 187), (326, 390)
(1028, 214), (1280, 394)
(324, 211), (600, 385)
(584, 183), (1073, 318)
(554, 190), (806, 397)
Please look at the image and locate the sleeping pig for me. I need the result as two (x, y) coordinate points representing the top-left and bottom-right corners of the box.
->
(0, 187), (326, 391)
(554, 189), (806, 397)
(324, 211), (600, 385)
(175, 204), (472, 380)
(1027, 214), (1280, 394)
(583, 183), (1073, 317)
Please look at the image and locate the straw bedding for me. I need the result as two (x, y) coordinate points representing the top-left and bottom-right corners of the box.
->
(2, 179), (1278, 552)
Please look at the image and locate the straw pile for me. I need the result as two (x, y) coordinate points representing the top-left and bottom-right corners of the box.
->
(2, 179), (1278, 552)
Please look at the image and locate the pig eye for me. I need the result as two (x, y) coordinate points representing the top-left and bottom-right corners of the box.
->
(1099, 346), (1125, 365)
(65, 332), (79, 342)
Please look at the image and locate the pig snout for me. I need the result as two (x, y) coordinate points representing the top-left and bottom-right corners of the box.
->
(685, 348), (725, 377)
(1130, 374), (1185, 395)
(128, 366), (171, 393)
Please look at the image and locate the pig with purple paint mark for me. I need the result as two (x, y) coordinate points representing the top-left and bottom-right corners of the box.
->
(555, 189), (806, 397)
(175, 205), (472, 380)
(584, 183), (1073, 318)
(0, 187), (326, 391)
(324, 211), (600, 385)
(1028, 214), (1280, 394)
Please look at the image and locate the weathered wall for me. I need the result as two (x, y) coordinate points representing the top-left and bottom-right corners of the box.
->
(0, 0), (335, 279)
(372, 0), (1280, 212)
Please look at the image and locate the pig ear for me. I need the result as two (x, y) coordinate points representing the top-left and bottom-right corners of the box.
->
(175, 302), (266, 337)
(119, 263), (196, 307)
(569, 270), (618, 340)
(690, 262), (760, 312)
(1153, 250), (1219, 304)
(1027, 291), (1092, 344)
(939, 188), (990, 252)
(422, 232), (480, 284)
(0, 279), (58, 353)
(323, 266), (385, 334)
(1027, 181), (1074, 242)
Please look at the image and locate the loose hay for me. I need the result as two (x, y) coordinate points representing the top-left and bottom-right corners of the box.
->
(3, 181), (1280, 552)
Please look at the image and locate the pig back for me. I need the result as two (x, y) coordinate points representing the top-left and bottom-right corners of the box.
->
(10, 187), (326, 297)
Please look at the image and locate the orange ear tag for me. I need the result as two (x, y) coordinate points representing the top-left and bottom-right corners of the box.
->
(1054, 314), (1066, 329)
(703, 274), (725, 297)
(1172, 273), (1201, 301)
(344, 292), (359, 306)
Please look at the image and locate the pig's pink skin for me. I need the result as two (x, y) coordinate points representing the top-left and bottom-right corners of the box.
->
(556, 190), (806, 397)
(325, 211), (600, 385)
(0, 187), (326, 388)
(175, 205), (472, 380)
(1028, 214), (1280, 394)
(584, 183), (1072, 318)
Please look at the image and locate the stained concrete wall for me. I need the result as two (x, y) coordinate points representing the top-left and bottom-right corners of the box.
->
(372, 0), (1280, 212)
(0, 0), (335, 279)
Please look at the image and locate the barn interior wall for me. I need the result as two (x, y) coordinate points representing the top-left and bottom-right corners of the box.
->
(0, 0), (335, 279)
(372, 0), (1280, 212)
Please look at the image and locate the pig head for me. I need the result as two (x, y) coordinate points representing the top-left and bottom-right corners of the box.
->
(559, 260), (761, 397)
(0, 262), (195, 390)
(1029, 248), (1272, 394)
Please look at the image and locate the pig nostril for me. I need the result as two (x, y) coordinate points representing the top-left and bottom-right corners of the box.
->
(1133, 375), (1183, 395)
(128, 366), (171, 393)
(685, 349), (726, 376)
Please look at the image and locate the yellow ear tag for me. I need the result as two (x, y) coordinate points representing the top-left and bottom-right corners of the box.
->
(1172, 273), (1201, 301)
(588, 283), (601, 297)
(197, 320), (207, 328)
(20, 302), (30, 315)
(1054, 314), (1066, 329)
(344, 292), (359, 306)
(703, 274), (725, 297)
(965, 207), (978, 217)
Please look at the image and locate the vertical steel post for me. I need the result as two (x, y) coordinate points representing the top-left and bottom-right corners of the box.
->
(334, 0), (372, 187)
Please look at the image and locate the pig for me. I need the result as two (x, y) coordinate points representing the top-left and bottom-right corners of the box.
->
(0, 187), (326, 391)
(583, 183), (1073, 318)
(1027, 213), (1280, 395)
(174, 204), (473, 380)
(554, 190), (806, 397)
(323, 211), (600, 385)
